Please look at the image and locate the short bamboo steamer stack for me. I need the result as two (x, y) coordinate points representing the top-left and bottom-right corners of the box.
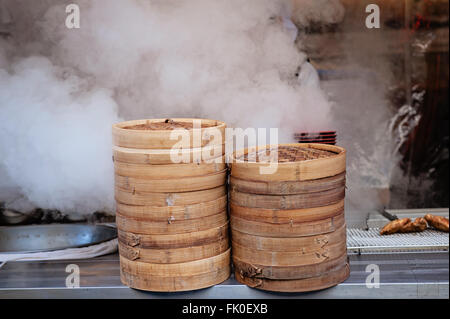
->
(112, 118), (230, 292)
(230, 143), (349, 292)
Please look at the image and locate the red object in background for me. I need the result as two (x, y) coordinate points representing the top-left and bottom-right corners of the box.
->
(295, 131), (337, 145)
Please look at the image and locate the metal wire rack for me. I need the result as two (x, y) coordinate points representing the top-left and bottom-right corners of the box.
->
(347, 228), (449, 254)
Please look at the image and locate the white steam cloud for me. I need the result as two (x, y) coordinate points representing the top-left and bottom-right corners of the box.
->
(1, 0), (336, 214)
(0, 56), (119, 213)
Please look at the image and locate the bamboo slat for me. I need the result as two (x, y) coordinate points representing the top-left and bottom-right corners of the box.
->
(116, 196), (227, 221)
(230, 186), (345, 209)
(230, 224), (346, 252)
(115, 170), (226, 193)
(118, 238), (229, 264)
(114, 159), (225, 179)
(230, 200), (344, 224)
(116, 211), (228, 235)
(230, 172), (345, 195)
(120, 249), (230, 275)
(121, 266), (230, 292)
(118, 223), (229, 249)
(113, 143), (225, 165)
(115, 185), (226, 206)
(234, 262), (350, 292)
(120, 249), (231, 292)
(233, 252), (348, 280)
(229, 211), (345, 237)
(231, 239), (347, 267)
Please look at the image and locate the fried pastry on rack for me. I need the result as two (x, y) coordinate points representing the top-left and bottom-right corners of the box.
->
(380, 218), (411, 235)
(424, 214), (449, 233)
(380, 217), (428, 235)
(399, 217), (427, 233)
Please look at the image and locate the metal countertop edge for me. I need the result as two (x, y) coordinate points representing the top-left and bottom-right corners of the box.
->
(0, 282), (448, 299)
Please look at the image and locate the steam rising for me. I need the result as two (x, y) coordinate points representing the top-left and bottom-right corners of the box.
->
(1, 0), (336, 214)
(0, 56), (119, 213)
(2, 0), (413, 223)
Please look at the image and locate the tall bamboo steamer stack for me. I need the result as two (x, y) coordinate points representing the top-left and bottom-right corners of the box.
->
(230, 143), (349, 292)
(112, 118), (230, 292)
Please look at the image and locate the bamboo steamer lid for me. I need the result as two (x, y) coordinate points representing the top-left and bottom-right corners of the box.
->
(233, 252), (348, 280)
(118, 223), (229, 249)
(116, 210), (228, 235)
(115, 170), (227, 193)
(115, 185), (226, 206)
(119, 237), (229, 264)
(116, 195), (227, 221)
(234, 262), (350, 292)
(230, 143), (346, 182)
(120, 249), (231, 292)
(114, 158), (225, 178)
(230, 172), (345, 195)
(230, 210), (345, 238)
(113, 143), (225, 165)
(112, 118), (226, 149)
(230, 186), (345, 210)
(230, 200), (344, 224)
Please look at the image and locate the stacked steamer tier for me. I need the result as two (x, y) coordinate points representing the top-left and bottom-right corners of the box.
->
(112, 118), (230, 292)
(230, 143), (349, 292)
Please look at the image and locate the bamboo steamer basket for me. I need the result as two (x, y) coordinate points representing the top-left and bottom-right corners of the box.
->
(120, 249), (231, 292)
(234, 262), (350, 293)
(233, 252), (348, 280)
(231, 223), (346, 252)
(230, 143), (346, 182)
(229, 143), (349, 292)
(118, 223), (229, 249)
(231, 239), (347, 266)
(232, 225), (348, 280)
(115, 185), (226, 206)
(230, 186), (345, 209)
(120, 249), (230, 276)
(230, 172), (345, 195)
(113, 143), (225, 165)
(113, 118), (230, 292)
(230, 199), (344, 224)
(230, 211), (345, 237)
(116, 210), (228, 235)
(116, 195), (227, 221)
(114, 159), (225, 178)
(115, 170), (227, 193)
(112, 118), (226, 149)
(119, 237), (229, 264)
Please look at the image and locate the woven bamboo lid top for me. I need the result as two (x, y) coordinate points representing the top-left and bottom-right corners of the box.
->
(236, 145), (339, 163)
(124, 119), (215, 130)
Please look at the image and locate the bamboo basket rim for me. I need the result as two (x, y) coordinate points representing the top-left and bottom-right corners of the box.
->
(232, 252), (348, 280)
(117, 222), (229, 249)
(231, 143), (346, 165)
(116, 209), (227, 223)
(234, 262), (349, 292)
(119, 248), (231, 274)
(230, 171), (345, 186)
(115, 168), (227, 181)
(115, 195), (227, 219)
(113, 143), (225, 155)
(113, 118), (226, 133)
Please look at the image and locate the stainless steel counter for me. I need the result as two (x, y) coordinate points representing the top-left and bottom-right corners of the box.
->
(0, 252), (448, 299)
